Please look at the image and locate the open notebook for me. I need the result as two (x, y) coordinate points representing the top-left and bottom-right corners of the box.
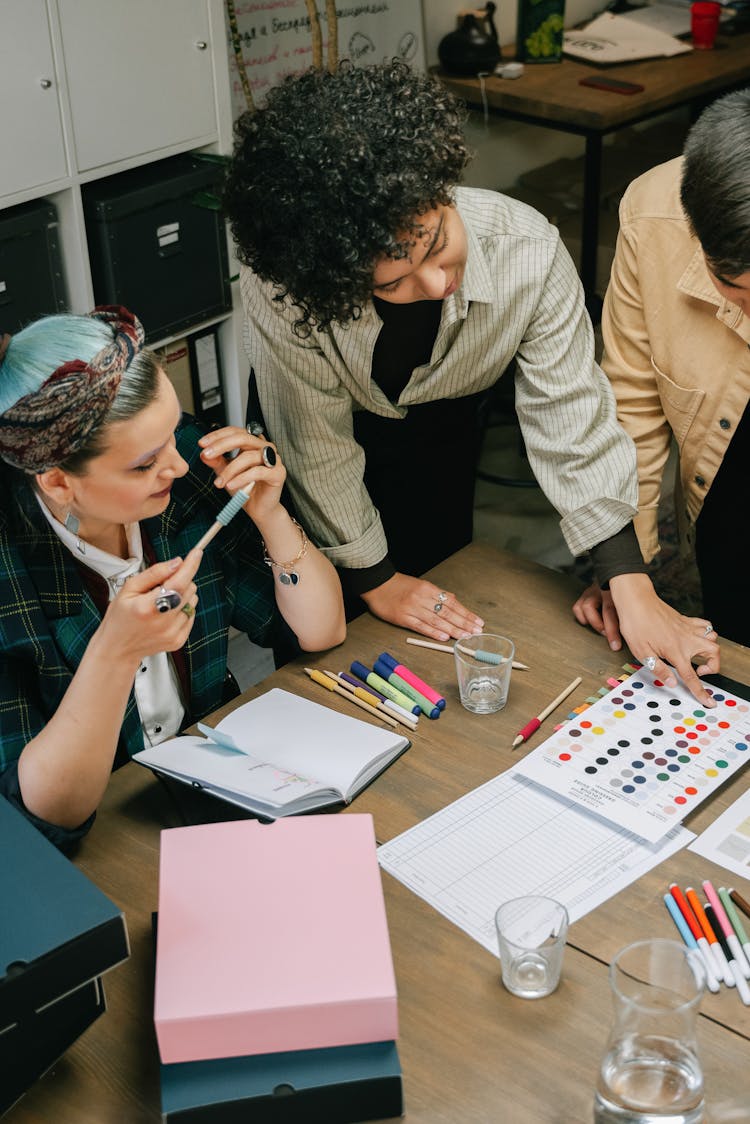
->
(133, 688), (410, 819)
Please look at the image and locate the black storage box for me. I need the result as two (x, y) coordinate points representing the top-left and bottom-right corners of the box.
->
(0, 798), (130, 1111)
(161, 1040), (404, 1123)
(83, 154), (232, 343)
(1, 976), (107, 1115)
(0, 199), (67, 332)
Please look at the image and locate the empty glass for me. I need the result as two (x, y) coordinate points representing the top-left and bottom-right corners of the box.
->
(495, 895), (568, 998)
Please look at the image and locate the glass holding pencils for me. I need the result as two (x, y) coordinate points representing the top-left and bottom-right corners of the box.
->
(594, 939), (705, 1124)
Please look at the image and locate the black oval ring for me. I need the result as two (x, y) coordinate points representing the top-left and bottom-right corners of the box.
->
(262, 445), (277, 468)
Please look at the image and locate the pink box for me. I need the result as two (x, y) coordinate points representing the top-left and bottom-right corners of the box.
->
(154, 815), (398, 1063)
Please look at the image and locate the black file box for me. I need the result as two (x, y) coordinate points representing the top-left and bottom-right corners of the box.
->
(83, 154), (232, 343)
(161, 1040), (404, 1123)
(0, 798), (129, 1109)
(0, 199), (67, 332)
(1, 976), (107, 1115)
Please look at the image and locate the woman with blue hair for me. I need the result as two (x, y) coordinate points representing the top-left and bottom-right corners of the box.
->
(0, 306), (345, 847)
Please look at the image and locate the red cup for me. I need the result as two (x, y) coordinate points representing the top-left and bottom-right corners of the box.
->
(691, 1), (721, 49)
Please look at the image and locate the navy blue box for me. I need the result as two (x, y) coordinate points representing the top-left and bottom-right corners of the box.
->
(0, 798), (129, 1108)
(161, 1040), (404, 1123)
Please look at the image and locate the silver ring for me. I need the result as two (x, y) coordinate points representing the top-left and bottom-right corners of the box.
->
(703, 623), (714, 637)
(180, 603), (195, 618)
(433, 602), (443, 614)
(643, 655), (658, 672)
(437, 590), (448, 603)
(154, 588), (181, 613)
(261, 444), (277, 468)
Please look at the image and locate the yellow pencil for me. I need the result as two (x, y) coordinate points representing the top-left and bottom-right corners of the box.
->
(303, 668), (399, 728)
(324, 671), (419, 732)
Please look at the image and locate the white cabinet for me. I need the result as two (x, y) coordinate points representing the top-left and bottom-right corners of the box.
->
(0, 0), (68, 197)
(58, 0), (217, 172)
(0, 0), (246, 424)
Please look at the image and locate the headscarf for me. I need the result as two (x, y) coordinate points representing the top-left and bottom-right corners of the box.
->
(0, 305), (144, 472)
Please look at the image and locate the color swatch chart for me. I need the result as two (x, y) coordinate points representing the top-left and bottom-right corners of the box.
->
(515, 670), (750, 843)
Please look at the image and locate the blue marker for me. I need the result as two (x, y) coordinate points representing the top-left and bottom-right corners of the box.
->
(373, 658), (440, 719)
(350, 661), (421, 716)
(663, 894), (719, 993)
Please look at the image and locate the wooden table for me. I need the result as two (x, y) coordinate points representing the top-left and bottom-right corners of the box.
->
(10, 543), (750, 1122)
(435, 32), (750, 315)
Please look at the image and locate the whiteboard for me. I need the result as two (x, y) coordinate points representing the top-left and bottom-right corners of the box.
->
(227, 1), (425, 117)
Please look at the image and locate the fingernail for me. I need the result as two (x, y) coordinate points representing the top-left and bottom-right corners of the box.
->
(214, 476), (223, 487)
(437, 632), (449, 642)
(476, 618), (485, 627)
(168, 557), (182, 570)
(609, 640), (621, 651)
(202, 447), (213, 457)
(471, 626), (482, 634)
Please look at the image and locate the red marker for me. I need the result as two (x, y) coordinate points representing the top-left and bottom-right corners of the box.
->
(669, 884), (721, 991)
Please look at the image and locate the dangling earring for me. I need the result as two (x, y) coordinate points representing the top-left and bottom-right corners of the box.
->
(64, 510), (86, 555)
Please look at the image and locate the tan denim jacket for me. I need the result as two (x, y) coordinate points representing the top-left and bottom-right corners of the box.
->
(602, 157), (750, 563)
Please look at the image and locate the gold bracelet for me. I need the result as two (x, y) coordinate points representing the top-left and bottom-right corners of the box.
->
(262, 518), (308, 586)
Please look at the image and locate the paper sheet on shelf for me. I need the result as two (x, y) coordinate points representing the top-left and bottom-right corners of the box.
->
(378, 771), (692, 956)
(689, 788), (750, 885)
(564, 12), (692, 63)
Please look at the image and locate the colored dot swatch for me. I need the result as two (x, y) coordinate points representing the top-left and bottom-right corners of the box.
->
(514, 669), (750, 845)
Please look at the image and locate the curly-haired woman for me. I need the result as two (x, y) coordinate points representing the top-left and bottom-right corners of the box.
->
(223, 60), (719, 703)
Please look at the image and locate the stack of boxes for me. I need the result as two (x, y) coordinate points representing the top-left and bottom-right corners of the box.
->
(0, 800), (130, 1114)
(154, 814), (403, 1122)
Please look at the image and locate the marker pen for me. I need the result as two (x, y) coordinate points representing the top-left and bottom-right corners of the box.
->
(669, 884), (722, 991)
(703, 880), (750, 979)
(377, 652), (446, 710)
(686, 886), (734, 987)
(350, 662), (421, 716)
(663, 894), (718, 993)
(339, 671), (418, 725)
(373, 658), (440, 719)
(704, 903), (750, 1005)
(719, 887), (750, 971)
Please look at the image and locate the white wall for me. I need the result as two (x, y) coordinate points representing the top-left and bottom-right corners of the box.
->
(422, 0), (605, 189)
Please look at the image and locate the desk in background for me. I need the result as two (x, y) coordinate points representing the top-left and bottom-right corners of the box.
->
(9, 543), (750, 1122)
(435, 32), (750, 318)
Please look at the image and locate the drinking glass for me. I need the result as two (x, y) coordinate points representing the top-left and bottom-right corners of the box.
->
(594, 939), (706, 1124)
(495, 895), (568, 998)
(453, 633), (514, 714)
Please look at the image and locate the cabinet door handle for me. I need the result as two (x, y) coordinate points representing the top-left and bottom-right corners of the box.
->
(195, 40), (207, 50)
(39, 78), (53, 89)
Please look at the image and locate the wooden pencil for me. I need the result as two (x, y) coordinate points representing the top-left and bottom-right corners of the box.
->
(303, 668), (399, 728)
(323, 671), (418, 732)
(406, 635), (529, 671)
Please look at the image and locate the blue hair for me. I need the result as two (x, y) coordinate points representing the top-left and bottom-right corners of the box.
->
(0, 314), (113, 413)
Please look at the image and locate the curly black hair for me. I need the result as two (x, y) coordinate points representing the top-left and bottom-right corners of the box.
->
(223, 60), (470, 335)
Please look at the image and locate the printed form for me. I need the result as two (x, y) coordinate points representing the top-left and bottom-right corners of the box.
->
(378, 772), (692, 955)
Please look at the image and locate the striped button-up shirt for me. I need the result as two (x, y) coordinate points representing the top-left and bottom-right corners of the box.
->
(241, 186), (638, 569)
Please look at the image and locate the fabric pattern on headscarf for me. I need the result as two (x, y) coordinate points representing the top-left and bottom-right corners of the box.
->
(0, 305), (144, 473)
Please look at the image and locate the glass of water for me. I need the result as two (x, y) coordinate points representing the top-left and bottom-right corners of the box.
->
(594, 939), (706, 1124)
(495, 895), (568, 999)
(454, 633), (514, 714)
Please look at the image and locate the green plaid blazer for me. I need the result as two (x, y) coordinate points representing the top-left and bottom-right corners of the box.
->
(0, 419), (276, 772)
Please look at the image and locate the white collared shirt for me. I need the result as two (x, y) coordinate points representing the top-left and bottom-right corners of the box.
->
(36, 496), (185, 746)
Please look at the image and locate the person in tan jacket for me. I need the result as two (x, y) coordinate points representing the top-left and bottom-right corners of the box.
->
(574, 88), (750, 647)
